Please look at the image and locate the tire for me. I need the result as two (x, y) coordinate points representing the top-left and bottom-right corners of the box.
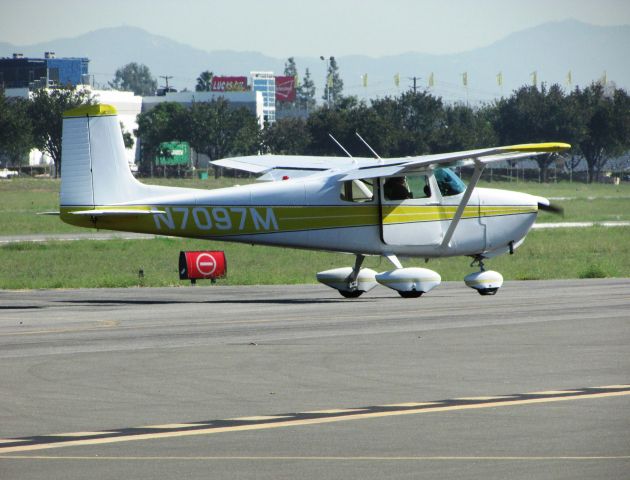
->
(339, 289), (364, 298)
(398, 290), (423, 298)
(478, 288), (498, 296)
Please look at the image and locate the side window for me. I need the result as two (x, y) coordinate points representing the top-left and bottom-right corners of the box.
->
(383, 175), (431, 201)
(340, 179), (374, 203)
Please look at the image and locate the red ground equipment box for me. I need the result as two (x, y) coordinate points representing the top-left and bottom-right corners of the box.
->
(179, 251), (227, 283)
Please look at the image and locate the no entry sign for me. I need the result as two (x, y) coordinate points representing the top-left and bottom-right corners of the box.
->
(179, 251), (227, 280)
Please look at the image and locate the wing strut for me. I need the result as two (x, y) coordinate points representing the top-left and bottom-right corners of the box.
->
(440, 160), (486, 249)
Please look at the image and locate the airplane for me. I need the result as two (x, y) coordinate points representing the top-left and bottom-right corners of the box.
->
(59, 104), (569, 298)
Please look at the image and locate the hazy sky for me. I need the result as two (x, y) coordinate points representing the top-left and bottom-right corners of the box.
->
(2, 0), (630, 57)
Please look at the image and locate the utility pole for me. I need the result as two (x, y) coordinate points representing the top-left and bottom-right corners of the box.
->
(408, 76), (421, 94)
(160, 75), (173, 90)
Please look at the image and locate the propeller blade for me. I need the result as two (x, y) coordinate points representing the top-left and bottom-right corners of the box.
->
(538, 201), (564, 216)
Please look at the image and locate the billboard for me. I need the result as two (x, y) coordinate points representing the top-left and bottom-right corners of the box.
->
(275, 76), (296, 102)
(156, 141), (190, 166)
(211, 76), (248, 92)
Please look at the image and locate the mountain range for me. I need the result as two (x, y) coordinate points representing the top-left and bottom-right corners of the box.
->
(1, 20), (628, 104)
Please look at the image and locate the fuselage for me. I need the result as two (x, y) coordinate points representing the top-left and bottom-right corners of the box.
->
(61, 169), (541, 259)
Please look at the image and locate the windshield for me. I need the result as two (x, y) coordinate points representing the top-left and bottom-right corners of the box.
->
(434, 168), (466, 196)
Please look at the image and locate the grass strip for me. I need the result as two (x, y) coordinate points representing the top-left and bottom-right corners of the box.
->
(1, 227), (628, 289)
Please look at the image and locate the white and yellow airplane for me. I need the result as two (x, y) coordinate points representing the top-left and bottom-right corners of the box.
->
(60, 104), (568, 298)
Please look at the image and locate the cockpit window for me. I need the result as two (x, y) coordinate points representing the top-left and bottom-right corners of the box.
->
(434, 168), (466, 196)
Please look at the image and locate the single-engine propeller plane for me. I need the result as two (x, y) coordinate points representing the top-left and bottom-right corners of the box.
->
(59, 104), (569, 298)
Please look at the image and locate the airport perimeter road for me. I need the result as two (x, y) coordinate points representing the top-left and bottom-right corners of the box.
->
(0, 279), (629, 479)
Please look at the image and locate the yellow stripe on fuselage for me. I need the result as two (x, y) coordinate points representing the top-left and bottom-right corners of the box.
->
(60, 204), (537, 238)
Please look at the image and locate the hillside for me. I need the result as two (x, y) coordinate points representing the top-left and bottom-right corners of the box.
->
(1, 20), (628, 103)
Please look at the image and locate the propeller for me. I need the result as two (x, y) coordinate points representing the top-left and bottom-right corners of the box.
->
(538, 201), (564, 216)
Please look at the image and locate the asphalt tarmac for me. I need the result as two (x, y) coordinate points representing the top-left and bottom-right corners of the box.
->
(0, 279), (629, 479)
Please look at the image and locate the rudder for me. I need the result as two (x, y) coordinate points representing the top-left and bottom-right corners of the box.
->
(61, 104), (143, 207)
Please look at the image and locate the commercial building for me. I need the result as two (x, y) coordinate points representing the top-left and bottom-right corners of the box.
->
(250, 71), (276, 124)
(0, 52), (89, 89)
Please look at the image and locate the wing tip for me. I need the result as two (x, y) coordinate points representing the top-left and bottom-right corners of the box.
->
(500, 142), (571, 153)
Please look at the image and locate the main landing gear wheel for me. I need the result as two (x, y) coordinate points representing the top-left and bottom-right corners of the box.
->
(397, 290), (423, 298)
(338, 289), (364, 298)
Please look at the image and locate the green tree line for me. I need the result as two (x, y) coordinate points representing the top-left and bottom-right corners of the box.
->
(1, 80), (629, 183)
(265, 83), (630, 183)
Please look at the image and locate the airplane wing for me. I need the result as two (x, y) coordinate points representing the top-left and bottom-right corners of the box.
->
(212, 143), (570, 182)
(340, 143), (570, 181)
(211, 154), (361, 180)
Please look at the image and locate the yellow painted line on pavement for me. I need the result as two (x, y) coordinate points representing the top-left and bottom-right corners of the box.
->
(0, 389), (628, 455)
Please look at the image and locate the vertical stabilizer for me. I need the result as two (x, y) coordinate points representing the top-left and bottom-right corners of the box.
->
(61, 104), (143, 206)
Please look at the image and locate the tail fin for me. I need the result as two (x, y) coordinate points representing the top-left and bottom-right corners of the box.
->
(61, 104), (144, 207)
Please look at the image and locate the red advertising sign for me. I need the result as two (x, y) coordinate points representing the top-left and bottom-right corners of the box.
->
(275, 76), (296, 102)
(211, 76), (248, 92)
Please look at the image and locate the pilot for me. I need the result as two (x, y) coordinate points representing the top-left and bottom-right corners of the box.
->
(384, 176), (411, 200)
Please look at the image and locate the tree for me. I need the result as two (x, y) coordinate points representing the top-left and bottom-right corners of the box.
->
(109, 63), (157, 96)
(135, 102), (187, 174)
(492, 84), (580, 182)
(571, 83), (630, 183)
(297, 68), (316, 112)
(28, 86), (92, 177)
(371, 91), (445, 156)
(186, 99), (260, 162)
(0, 90), (33, 166)
(195, 71), (213, 92)
(262, 118), (311, 154)
(284, 57), (298, 79)
(322, 56), (344, 107)
(120, 122), (134, 149)
(438, 103), (497, 152)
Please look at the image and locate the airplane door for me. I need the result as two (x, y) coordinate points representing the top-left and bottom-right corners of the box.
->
(380, 174), (444, 246)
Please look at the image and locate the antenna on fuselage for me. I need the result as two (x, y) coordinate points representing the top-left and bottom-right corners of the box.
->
(355, 132), (382, 164)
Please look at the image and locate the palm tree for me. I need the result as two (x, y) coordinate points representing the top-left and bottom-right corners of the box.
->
(195, 71), (213, 92)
